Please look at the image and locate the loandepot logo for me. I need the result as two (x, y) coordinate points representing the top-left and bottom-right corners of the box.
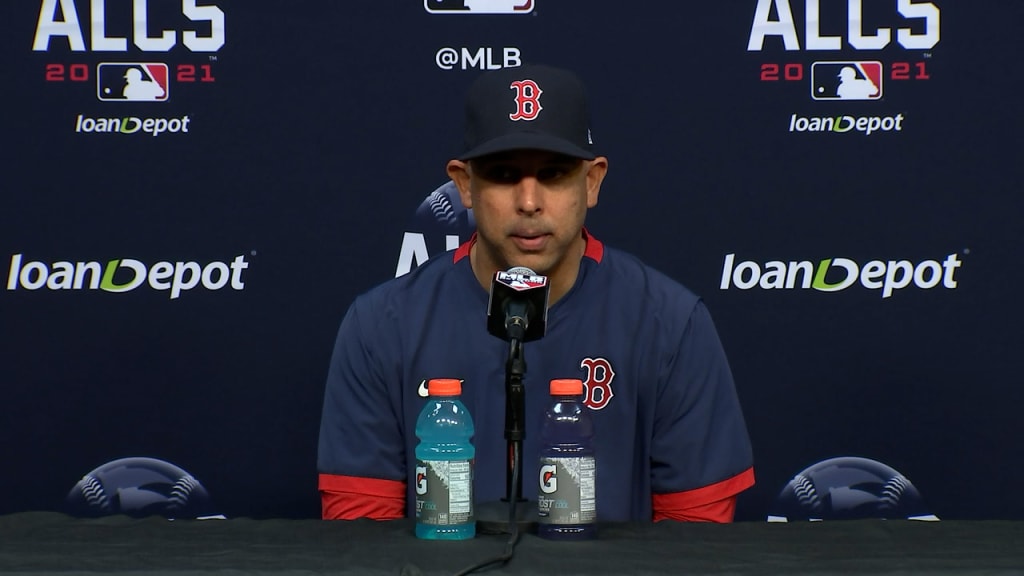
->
(720, 253), (962, 299)
(789, 113), (904, 135)
(75, 114), (191, 136)
(6, 254), (249, 299)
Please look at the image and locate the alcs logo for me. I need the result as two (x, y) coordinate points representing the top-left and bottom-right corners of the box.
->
(749, 1), (940, 134)
(33, 0), (226, 52)
(747, 0), (940, 52)
(34, 1), (225, 135)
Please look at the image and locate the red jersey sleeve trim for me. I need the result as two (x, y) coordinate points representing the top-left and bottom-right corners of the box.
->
(652, 467), (755, 523)
(453, 233), (475, 263)
(581, 228), (604, 263)
(319, 473), (405, 520)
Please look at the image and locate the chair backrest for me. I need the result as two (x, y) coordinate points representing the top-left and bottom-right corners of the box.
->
(767, 456), (938, 522)
(66, 456), (220, 519)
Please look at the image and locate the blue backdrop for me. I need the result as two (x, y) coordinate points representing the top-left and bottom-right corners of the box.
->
(2, 0), (1021, 521)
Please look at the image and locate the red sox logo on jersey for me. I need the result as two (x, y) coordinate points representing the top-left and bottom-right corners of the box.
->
(508, 79), (542, 121)
(580, 357), (615, 410)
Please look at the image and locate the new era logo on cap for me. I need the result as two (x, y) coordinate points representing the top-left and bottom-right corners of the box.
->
(425, 0), (534, 14)
(459, 65), (596, 161)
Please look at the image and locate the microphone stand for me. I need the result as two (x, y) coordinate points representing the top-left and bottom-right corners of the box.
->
(476, 334), (538, 535)
(505, 337), (527, 509)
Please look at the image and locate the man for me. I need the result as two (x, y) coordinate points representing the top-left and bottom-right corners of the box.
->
(318, 64), (754, 522)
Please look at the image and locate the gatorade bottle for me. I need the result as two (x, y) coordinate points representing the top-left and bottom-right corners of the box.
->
(414, 378), (476, 540)
(537, 378), (597, 540)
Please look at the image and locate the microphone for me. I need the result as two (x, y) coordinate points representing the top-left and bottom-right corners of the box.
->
(487, 266), (550, 342)
(478, 266), (548, 536)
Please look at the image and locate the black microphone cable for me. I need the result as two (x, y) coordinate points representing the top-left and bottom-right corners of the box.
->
(450, 441), (524, 576)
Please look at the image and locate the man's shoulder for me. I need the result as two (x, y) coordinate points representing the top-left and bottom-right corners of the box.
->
(594, 243), (701, 310)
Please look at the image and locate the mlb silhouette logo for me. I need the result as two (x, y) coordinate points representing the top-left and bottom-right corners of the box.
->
(811, 61), (883, 101)
(424, 0), (534, 14)
(97, 63), (169, 102)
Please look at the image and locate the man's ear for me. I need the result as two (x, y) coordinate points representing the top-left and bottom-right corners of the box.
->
(586, 156), (609, 208)
(447, 160), (472, 209)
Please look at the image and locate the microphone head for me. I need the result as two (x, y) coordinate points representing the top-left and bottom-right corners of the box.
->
(487, 266), (550, 342)
(505, 266), (537, 277)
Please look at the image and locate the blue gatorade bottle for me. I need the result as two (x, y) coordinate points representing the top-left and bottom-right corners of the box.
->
(414, 378), (476, 540)
(537, 378), (597, 540)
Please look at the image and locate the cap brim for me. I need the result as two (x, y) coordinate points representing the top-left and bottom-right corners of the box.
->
(458, 133), (595, 161)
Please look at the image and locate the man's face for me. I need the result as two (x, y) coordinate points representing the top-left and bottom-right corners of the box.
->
(448, 149), (607, 286)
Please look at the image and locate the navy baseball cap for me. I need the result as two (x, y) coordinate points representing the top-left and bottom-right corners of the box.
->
(458, 64), (596, 161)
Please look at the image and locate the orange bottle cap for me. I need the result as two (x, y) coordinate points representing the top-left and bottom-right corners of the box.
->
(549, 378), (583, 396)
(428, 378), (462, 396)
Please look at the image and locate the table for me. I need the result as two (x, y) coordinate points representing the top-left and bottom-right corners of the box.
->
(0, 512), (1021, 575)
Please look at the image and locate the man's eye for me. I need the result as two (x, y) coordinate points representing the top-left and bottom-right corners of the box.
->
(537, 167), (569, 181)
(484, 167), (521, 183)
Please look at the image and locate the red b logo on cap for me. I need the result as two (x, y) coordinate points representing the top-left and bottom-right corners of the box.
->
(509, 79), (543, 121)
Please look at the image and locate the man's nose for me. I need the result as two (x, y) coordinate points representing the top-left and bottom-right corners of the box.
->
(514, 176), (542, 214)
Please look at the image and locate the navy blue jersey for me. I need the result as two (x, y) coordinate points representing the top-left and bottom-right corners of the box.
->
(318, 232), (753, 521)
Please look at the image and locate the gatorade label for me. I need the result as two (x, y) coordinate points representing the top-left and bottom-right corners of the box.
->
(415, 459), (474, 525)
(537, 456), (597, 525)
